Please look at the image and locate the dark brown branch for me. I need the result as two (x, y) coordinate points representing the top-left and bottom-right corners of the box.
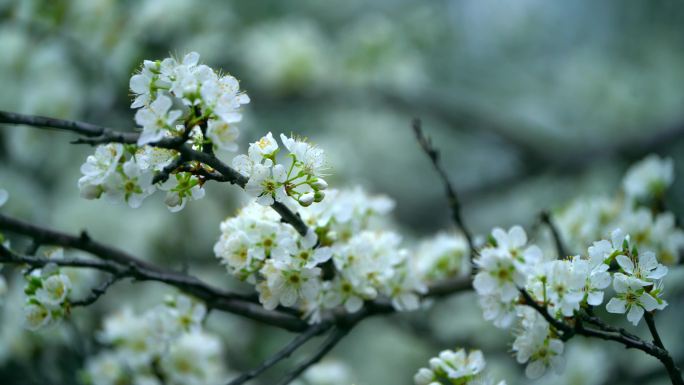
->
(0, 110), (311, 237)
(644, 313), (683, 385)
(226, 323), (331, 385)
(274, 327), (350, 385)
(412, 118), (476, 260)
(70, 274), (121, 307)
(540, 210), (568, 259)
(0, 214), (308, 332)
(645, 312), (665, 349)
(520, 288), (683, 385)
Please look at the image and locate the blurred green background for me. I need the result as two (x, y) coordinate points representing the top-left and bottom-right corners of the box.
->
(1, 0), (684, 384)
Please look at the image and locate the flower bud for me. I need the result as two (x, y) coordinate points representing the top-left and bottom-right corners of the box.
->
(165, 192), (182, 209)
(312, 178), (328, 190)
(314, 190), (325, 202)
(298, 192), (315, 207)
(79, 183), (102, 200)
(413, 368), (435, 385)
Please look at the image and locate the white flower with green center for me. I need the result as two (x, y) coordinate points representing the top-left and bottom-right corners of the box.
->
(35, 273), (71, 308)
(130, 60), (160, 108)
(160, 172), (205, 212)
(252, 132), (279, 158)
(245, 163), (288, 205)
(206, 119), (240, 152)
(513, 308), (565, 379)
(104, 160), (155, 208)
(78, 143), (124, 199)
(473, 247), (524, 302)
(616, 250), (668, 281)
(622, 154), (673, 200)
(606, 273), (662, 325)
(571, 256), (611, 306)
(135, 93), (182, 146)
(258, 259), (321, 310)
(543, 260), (585, 317)
(135, 146), (177, 172)
(23, 302), (53, 331)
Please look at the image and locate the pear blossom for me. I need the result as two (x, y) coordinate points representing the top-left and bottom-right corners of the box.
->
(571, 256), (611, 306)
(257, 259), (322, 310)
(135, 93), (182, 146)
(84, 297), (227, 385)
(415, 348), (506, 385)
(23, 302), (53, 331)
(103, 160), (155, 208)
(206, 119), (240, 152)
(616, 250), (668, 281)
(541, 260), (585, 317)
(473, 247), (524, 302)
(34, 273), (71, 308)
(513, 308), (565, 379)
(245, 163), (288, 205)
(606, 273), (662, 325)
(159, 172), (206, 212)
(623, 154), (673, 200)
(135, 146), (177, 171)
(414, 232), (470, 282)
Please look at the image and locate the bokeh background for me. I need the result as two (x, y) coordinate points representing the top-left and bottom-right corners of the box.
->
(1, 0), (684, 384)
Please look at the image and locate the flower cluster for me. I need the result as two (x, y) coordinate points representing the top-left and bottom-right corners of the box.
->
(77, 142), (206, 212)
(232, 132), (328, 207)
(556, 154), (684, 265)
(77, 52), (332, 214)
(81, 295), (226, 385)
(414, 348), (506, 385)
(473, 225), (669, 378)
(77, 52), (254, 212)
(214, 187), (427, 322)
(130, 52), (249, 148)
(413, 233), (471, 283)
(22, 248), (72, 331)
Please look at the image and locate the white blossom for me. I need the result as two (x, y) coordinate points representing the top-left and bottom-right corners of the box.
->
(512, 308), (565, 379)
(159, 172), (206, 212)
(606, 273), (662, 325)
(23, 302), (53, 331)
(135, 93), (182, 146)
(34, 273), (71, 308)
(623, 154), (673, 200)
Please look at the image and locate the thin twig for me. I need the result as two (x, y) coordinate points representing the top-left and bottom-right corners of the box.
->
(274, 327), (349, 385)
(0, 110), (311, 237)
(540, 210), (567, 259)
(70, 274), (122, 307)
(412, 118), (476, 260)
(520, 288), (683, 385)
(226, 323), (330, 385)
(0, 217), (308, 332)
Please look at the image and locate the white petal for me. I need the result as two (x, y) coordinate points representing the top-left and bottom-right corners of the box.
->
(616, 255), (635, 275)
(525, 360), (546, 379)
(639, 293), (659, 312)
(626, 305), (644, 325)
(606, 298), (626, 314)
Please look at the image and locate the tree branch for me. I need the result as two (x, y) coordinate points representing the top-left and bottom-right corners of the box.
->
(520, 288), (683, 385)
(225, 323), (331, 385)
(540, 210), (567, 259)
(0, 110), (310, 237)
(0, 214), (308, 332)
(274, 327), (350, 385)
(70, 274), (122, 307)
(412, 118), (476, 260)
